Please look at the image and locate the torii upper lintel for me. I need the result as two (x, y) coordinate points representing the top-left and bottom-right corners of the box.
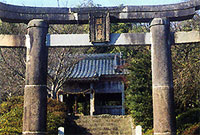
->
(0, 0), (199, 24)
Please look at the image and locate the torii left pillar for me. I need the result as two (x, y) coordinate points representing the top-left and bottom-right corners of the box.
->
(23, 19), (48, 135)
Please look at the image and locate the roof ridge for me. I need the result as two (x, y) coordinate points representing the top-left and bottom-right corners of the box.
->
(70, 53), (121, 59)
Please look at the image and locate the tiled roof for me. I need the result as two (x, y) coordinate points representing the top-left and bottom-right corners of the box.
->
(67, 53), (126, 81)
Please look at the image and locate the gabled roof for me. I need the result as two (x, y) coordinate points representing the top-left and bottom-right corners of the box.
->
(66, 53), (126, 81)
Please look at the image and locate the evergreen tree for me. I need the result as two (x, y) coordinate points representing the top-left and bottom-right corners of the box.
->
(125, 50), (153, 131)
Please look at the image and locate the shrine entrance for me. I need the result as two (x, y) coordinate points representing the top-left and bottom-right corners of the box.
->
(0, 0), (200, 135)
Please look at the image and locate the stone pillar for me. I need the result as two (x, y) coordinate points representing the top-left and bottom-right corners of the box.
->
(150, 18), (176, 135)
(23, 19), (48, 135)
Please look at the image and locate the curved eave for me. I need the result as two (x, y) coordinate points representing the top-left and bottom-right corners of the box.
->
(66, 74), (126, 82)
(0, 0), (199, 24)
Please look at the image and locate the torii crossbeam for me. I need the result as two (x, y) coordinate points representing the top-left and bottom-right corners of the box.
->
(0, 0), (200, 23)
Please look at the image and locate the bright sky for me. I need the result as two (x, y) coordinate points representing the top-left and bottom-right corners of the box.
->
(0, 0), (186, 7)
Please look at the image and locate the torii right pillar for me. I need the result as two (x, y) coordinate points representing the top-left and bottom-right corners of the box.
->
(150, 18), (176, 135)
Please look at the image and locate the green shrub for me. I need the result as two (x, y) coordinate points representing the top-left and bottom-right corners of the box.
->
(176, 108), (200, 134)
(0, 96), (23, 116)
(176, 108), (200, 128)
(182, 122), (200, 135)
(0, 96), (66, 134)
(144, 129), (153, 135)
(47, 98), (67, 134)
(125, 51), (153, 131)
(0, 96), (23, 134)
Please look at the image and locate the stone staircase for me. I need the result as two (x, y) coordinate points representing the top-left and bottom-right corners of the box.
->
(65, 115), (134, 135)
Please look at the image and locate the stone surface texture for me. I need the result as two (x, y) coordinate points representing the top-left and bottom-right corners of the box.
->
(65, 115), (134, 135)
(23, 19), (48, 135)
(0, 0), (199, 23)
(150, 18), (176, 135)
(1, 31), (200, 47)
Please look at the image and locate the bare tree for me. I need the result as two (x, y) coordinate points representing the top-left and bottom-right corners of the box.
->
(0, 21), (26, 101)
(0, 48), (26, 100)
(47, 48), (86, 98)
(0, 20), (90, 100)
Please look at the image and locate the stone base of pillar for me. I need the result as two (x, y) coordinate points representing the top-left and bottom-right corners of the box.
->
(23, 85), (47, 133)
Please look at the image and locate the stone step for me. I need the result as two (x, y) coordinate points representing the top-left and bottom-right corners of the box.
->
(65, 115), (134, 135)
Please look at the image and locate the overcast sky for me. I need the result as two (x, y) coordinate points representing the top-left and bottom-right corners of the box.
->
(0, 0), (186, 7)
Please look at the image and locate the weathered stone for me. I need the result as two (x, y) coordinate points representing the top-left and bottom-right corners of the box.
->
(65, 115), (134, 135)
(173, 31), (200, 44)
(23, 85), (47, 133)
(0, 0), (199, 24)
(1, 31), (200, 47)
(0, 35), (25, 47)
(46, 33), (151, 47)
(25, 20), (48, 85)
(150, 18), (176, 135)
(23, 19), (48, 135)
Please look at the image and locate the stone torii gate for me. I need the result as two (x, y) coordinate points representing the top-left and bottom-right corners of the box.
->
(0, 0), (200, 135)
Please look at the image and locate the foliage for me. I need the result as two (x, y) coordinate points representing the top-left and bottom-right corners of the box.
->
(125, 49), (153, 131)
(171, 14), (200, 32)
(171, 13), (200, 134)
(143, 129), (153, 135)
(47, 98), (67, 134)
(0, 96), (67, 134)
(0, 96), (24, 134)
(172, 44), (200, 114)
(0, 21), (27, 35)
(144, 108), (200, 134)
(111, 23), (132, 33)
(181, 122), (200, 135)
(76, 102), (90, 115)
(171, 14), (200, 113)
(176, 108), (200, 134)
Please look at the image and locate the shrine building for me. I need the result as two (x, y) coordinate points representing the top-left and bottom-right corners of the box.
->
(57, 53), (127, 116)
